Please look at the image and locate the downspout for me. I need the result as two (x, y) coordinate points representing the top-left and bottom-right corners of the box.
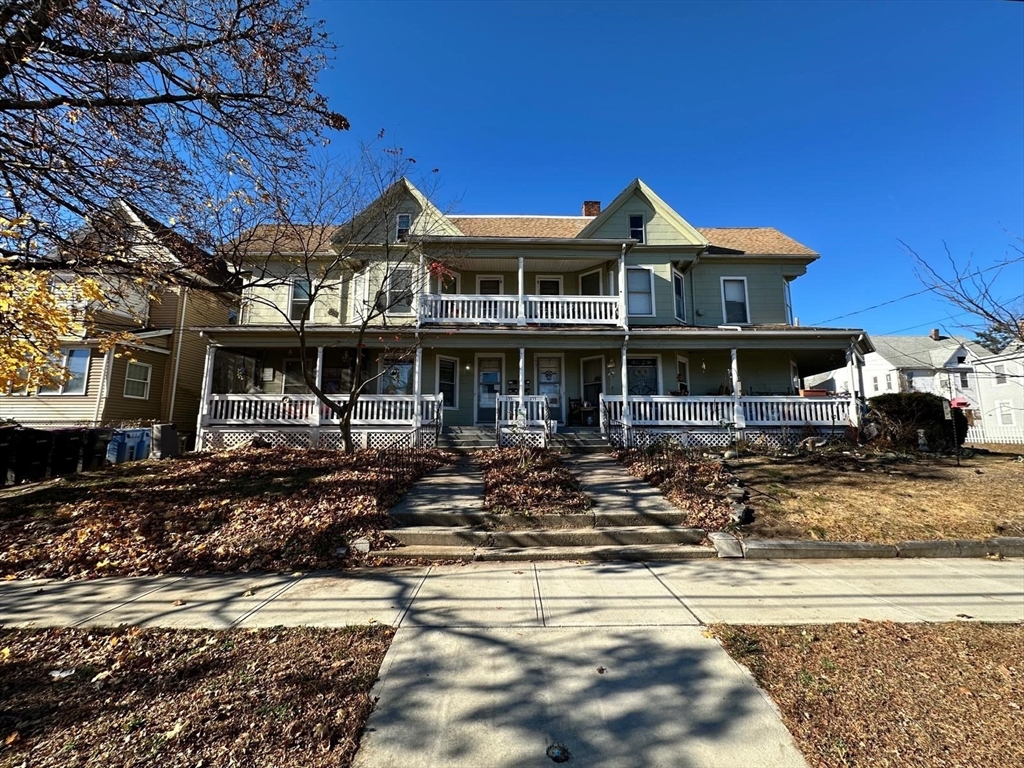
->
(682, 247), (706, 326)
(92, 348), (115, 426)
(167, 288), (189, 424)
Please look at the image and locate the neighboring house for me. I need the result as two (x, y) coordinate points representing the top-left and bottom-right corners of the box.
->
(195, 178), (872, 449)
(0, 203), (235, 445)
(966, 342), (1024, 444)
(806, 330), (988, 411)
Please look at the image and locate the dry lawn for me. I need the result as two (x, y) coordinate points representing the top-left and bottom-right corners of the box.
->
(713, 622), (1024, 768)
(0, 626), (392, 768)
(733, 449), (1024, 543)
(0, 447), (454, 579)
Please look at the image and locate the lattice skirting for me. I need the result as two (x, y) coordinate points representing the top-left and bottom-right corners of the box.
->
(610, 426), (845, 450)
(497, 428), (547, 448)
(200, 427), (435, 451)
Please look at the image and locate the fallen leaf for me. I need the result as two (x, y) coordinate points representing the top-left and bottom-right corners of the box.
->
(956, 614), (974, 620)
(173, 599), (186, 607)
(163, 721), (185, 740)
(4, 731), (19, 746)
(49, 669), (75, 680)
(596, 666), (606, 674)
(958, 686), (974, 697)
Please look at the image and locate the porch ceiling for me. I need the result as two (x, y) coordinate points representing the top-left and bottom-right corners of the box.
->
(452, 256), (610, 272)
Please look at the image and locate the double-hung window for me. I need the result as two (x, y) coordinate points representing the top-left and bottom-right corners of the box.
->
(996, 400), (1015, 427)
(628, 215), (645, 243)
(37, 348), (90, 395)
(387, 266), (414, 314)
(396, 213), (412, 240)
(994, 364), (1007, 385)
(626, 267), (654, 316)
(672, 269), (686, 322)
(437, 356), (459, 408)
(289, 279), (311, 321)
(721, 277), (749, 324)
(959, 371), (970, 388)
(381, 359), (414, 395)
(124, 361), (152, 400)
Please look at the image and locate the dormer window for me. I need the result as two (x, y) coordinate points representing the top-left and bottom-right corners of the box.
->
(396, 213), (412, 241)
(628, 215), (645, 243)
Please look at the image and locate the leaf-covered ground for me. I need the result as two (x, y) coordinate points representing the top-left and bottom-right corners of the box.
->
(0, 448), (454, 579)
(477, 448), (591, 515)
(615, 449), (733, 530)
(0, 626), (392, 768)
(713, 622), (1024, 768)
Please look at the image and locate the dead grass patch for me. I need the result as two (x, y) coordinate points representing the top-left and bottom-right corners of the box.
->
(477, 448), (591, 515)
(734, 451), (1024, 543)
(0, 626), (392, 768)
(713, 622), (1024, 768)
(0, 447), (455, 579)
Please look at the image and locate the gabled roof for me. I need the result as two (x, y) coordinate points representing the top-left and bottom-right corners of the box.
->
(332, 177), (464, 244)
(575, 178), (709, 246)
(697, 227), (818, 257)
(870, 335), (989, 370)
(448, 216), (590, 239)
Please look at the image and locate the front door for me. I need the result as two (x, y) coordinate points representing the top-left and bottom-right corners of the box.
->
(536, 356), (563, 423)
(477, 357), (502, 424)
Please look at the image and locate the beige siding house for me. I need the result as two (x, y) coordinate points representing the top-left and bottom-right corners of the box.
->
(195, 178), (872, 449)
(0, 205), (235, 443)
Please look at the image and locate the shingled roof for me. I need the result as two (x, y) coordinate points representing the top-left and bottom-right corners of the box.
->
(447, 216), (816, 255)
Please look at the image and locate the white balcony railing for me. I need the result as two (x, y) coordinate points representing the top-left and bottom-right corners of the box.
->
(600, 394), (851, 432)
(419, 293), (621, 325)
(205, 394), (443, 427)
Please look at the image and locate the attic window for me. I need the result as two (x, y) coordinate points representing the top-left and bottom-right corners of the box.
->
(396, 213), (412, 241)
(628, 215), (645, 243)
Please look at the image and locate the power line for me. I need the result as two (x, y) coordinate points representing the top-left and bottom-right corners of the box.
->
(811, 255), (1024, 325)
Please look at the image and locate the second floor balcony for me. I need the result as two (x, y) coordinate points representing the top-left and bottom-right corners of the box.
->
(417, 292), (622, 326)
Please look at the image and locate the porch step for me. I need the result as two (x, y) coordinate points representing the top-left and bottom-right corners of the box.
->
(375, 543), (715, 563)
(440, 426), (496, 451)
(389, 510), (698, 528)
(549, 429), (610, 454)
(388, 525), (705, 548)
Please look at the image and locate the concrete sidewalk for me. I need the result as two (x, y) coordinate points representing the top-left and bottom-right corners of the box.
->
(3, 559), (1021, 768)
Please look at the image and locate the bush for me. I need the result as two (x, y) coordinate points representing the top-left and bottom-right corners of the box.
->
(866, 392), (967, 452)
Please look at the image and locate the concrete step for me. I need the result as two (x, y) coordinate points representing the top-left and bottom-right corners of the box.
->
(375, 543), (715, 562)
(388, 525), (705, 548)
(389, 510), (697, 528)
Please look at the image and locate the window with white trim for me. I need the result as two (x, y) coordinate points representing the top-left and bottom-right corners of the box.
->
(380, 359), (414, 395)
(438, 271), (460, 294)
(995, 400), (1015, 427)
(628, 214), (645, 243)
(885, 373), (892, 390)
(396, 212), (412, 240)
(536, 277), (562, 296)
(37, 348), (90, 395)
(675, 356), (689, 395)
(579, 269), (601, 296)
(873, 376), (879, 392)
(124, 361), (152, 400)
(289, 278), (311, 321)
(385, 266), (414, 314)
(672, 269), (686, 322)
(477, 276), (502, 295)
(994, 364), (1007, 385)
(437, 356), (459, 409)
(959, 371), (970, 388)
(721, 278), (749, 324)
(626, 267), (654, 316)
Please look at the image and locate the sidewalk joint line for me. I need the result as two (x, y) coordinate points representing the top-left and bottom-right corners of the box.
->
(642, 562), (703, 624)
(396, 566), (432, 628)
(71, 576), (185, 628)
(231, 573), (308, 628)
(532, 563), (546, 627)
(790, 561), (931, 622)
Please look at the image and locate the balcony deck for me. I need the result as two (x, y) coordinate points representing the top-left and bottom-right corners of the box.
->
(418, 294), (621, 326)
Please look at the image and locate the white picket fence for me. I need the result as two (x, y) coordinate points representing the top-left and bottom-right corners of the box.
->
(964, 424), (1024, 445)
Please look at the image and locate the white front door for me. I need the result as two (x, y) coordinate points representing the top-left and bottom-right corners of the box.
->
(536, 356), (563, 423)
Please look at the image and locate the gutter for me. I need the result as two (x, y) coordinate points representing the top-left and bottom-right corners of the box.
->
(92, 348), (115, 425)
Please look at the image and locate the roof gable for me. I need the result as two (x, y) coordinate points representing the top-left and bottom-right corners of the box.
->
(576, 179), (708, 246)
(332, 177), (464, 245)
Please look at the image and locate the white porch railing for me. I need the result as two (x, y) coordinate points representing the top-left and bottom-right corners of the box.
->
(599, 394), (851, 432)
(418, 294), (518, 324)
(206, 393), (443, 427)
(419, 293), (621, 325)
(496, 394), (551, 436)
(523, 295), (620, 324)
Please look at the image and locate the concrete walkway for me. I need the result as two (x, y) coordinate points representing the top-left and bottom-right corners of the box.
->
(3, 559), (1022, 767)
(568, 454), (684, 517)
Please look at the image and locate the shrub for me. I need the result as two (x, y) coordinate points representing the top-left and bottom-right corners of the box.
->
(866, 392), (967, 452)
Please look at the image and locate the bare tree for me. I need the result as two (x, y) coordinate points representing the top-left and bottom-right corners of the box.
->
(903, 236), (1024, 346)
(215, 144), (460, 453)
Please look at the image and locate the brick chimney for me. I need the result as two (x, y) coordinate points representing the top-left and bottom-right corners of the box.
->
(582, 200), (601, 217)
(929, 328), (941, 341)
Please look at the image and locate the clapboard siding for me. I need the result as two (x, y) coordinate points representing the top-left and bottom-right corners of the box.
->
(101, 348), (169, 425)
(0, 349), (107, 426)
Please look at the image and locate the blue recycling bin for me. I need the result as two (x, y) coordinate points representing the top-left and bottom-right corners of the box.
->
(106, 428), (153, 464)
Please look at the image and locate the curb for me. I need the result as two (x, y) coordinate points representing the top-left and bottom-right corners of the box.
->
(708, 532), (1024, 560)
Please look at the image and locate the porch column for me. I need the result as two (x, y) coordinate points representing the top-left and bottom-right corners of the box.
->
(846, 348), (861, 427)
(413, 346), (423, 430)
(517, 256), (526, 326)
(315, 346), (324, 390)
(731, 348), (745, 428)
(518, 347), (525, 413)
(618, 244), (628, 330)
(415, 252), (424, 328)
(620, 343), (631, 428)
(311, 346), (325, 428)
(196, 344), (216, 449)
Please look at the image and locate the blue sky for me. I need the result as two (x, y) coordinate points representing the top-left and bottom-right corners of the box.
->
(312, 0), (1023, 338)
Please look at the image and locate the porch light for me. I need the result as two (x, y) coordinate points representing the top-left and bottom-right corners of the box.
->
(464, 363), (471, 371)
